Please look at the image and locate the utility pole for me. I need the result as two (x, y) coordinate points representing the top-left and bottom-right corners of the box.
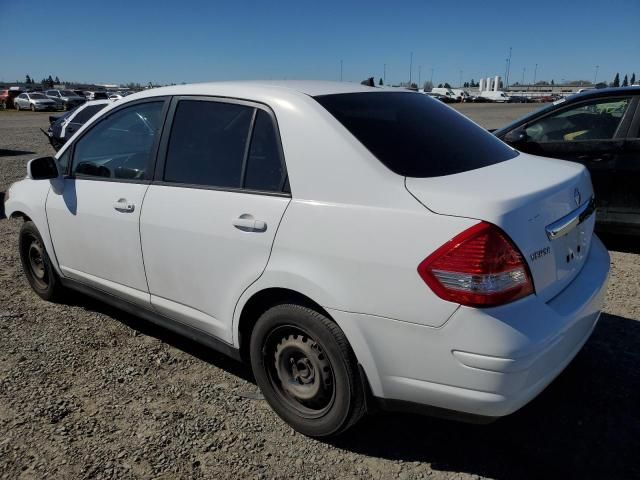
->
(505, 46), (512, 89)
(383, 63), (386, 85)
(340, 60), (343, 81)
(533, 63), (538, 86)
(430, 67), (434, 85)
(409, 52), (413, 85)
(522, 67), (526, 87)
(418, 66), (422, 87)
(594, 65), (599, 84)
(459, 70), (463, 88)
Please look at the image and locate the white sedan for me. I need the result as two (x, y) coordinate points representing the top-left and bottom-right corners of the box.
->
(4, 81), (609, 437)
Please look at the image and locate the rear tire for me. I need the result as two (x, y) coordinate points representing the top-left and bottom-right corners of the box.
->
(250, 304), (366, 437)
(19, 221), (65, 302)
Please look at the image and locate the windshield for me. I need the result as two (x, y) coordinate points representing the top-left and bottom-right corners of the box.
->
(315, 92), (518, 177)
(29, 93), (46, 99)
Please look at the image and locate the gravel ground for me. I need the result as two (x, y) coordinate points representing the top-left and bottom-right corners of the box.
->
(1, 109), (639, 480)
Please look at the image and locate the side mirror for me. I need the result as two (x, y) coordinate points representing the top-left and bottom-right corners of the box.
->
(27, 156), (59, 180)
(504, 127), (527, 144)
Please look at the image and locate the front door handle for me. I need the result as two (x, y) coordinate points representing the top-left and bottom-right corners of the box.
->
(113, 198), (135, 213)
(233, 215), (266, 232)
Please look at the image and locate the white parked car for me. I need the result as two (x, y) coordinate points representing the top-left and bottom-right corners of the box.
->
(4, 81), (609, 437)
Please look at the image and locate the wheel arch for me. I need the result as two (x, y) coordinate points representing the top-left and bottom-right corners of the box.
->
(9, 210), (32, 221)
(236, 287), (332, 363)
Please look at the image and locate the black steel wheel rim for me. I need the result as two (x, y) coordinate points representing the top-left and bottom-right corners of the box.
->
(263, 325), (336, 419)
(26, 235), (48, 289)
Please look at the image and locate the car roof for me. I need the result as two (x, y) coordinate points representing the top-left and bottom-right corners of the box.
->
(567, 86), (640, 100)
(129, 80), (390, 99)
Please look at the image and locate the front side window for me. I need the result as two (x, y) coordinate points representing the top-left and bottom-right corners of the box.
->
(525, 97), (630, 142)
(164, 100), (253, 188)
(315, 92), (518, 177)
(57, 149), (70, 174)
(71, 101), (164, 180)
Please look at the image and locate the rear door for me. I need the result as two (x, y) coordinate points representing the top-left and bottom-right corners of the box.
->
(517, 96), (636, 221)
(140, 97), (290, 343)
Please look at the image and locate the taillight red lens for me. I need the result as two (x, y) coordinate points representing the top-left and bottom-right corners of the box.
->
(418, 222), (534, 307)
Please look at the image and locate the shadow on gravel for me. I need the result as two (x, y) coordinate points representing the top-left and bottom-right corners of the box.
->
(0, 149), (35, 157)
(599, 233), (640, 254)
(66, 294), (255, 384)
(0, 192), (4, 219)
(329, 313), (640, 480)
(61, 292), (640, 479)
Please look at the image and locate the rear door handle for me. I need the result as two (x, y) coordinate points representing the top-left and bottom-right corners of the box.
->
(233, 216), (266, 232)
(113, 198), (135, 213)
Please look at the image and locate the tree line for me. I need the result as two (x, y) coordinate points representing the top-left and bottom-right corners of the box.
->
(611, 73), (636, 87)
(23, 75), (61, 88)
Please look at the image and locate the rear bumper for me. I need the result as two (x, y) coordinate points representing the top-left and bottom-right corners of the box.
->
(331, 235), (610, 419)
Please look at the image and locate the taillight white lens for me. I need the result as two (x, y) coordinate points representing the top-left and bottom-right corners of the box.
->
(418, 222), (534, 307)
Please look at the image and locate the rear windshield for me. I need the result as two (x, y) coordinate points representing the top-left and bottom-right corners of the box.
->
(315, 92), (518, 177)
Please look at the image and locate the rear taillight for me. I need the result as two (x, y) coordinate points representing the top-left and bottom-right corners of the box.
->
(418, 222), (534, 307)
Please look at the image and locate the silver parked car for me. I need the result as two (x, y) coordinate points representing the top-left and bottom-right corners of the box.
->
(45, 90), (86, 111)
(14, 93), (57, 111)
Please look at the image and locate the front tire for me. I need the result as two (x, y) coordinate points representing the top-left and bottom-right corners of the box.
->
(30, 104), (35, 112)
(250, 304), (366, 437)
(19, 221), (65, 301)
(15, 102), (20, 111)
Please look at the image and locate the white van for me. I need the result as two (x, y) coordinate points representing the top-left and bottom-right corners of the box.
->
(451, 89), (470, 102)
(480, 90), (510, 102)
(431, 87), (458, 101)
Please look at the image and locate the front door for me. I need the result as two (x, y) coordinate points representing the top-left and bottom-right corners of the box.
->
(606, 115), (640, 231)
(140, 98), (290, 343)
(46, 99), (167, 306)
(518, 96), (635, 223)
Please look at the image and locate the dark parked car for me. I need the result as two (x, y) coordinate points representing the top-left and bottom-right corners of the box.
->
(508, 95), (535, 103)
(0, 88), (22, 109)
(494, 87), (640, 235)
(43, 100), (110, 150)
(86, 91), (109, 100)
(45, 89), (86, 111)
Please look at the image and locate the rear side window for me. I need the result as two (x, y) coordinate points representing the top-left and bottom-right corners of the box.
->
(315, 92), (519, 177)
(164, 100), (253, 188)
(164, 100), (286, 193)
(73, 104), (107, 124)
(244, 110), (284, 191)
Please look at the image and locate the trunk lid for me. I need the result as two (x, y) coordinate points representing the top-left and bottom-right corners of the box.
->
(405, 153), (596, 303)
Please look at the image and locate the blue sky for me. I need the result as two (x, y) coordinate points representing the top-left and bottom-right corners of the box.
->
(1, 0), (638, 87)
